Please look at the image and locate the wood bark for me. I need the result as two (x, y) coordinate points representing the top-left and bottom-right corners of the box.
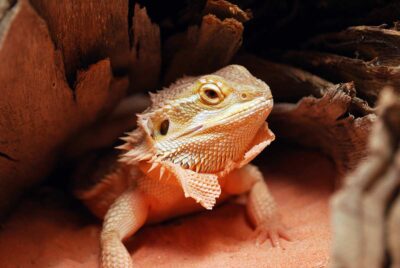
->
(0, 0), (128, 216)
(285, 25), (400, 106)
(234, 53), (334, 102)
(164, 14), (244, 84)
(203, 0), (252, 23)
(129, 4), (161, 93)
(271, 83), (375, 176)
(29, 0), (130, 86)
(331, 89), (400, 268)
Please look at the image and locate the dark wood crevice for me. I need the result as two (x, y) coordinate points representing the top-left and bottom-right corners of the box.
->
(282, 24), (400, 106)
(0, 151), (17, 162)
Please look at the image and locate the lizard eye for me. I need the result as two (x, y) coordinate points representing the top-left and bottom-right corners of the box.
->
(199, 83), (224, 105)
(159, 119), (169, 135)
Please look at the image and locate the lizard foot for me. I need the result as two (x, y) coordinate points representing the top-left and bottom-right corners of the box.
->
(254, 215), (292, 249)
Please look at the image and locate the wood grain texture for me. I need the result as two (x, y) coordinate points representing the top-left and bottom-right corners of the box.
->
(285, 25), (400, 106)
(270, 83), (375, 176)
(331, 89), (400, 268)
(164, 14), (243, 84)
(234, 53), (334, 102)
(129, 4), (161, 93)
(203, 0), (252, 23)
(29, 0), (130, 85)
(0, 0), (127, 216)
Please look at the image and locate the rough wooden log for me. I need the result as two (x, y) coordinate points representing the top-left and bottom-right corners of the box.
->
(203, 0), (252, 23)
(0, 0), (128, 216)
(0, 0), (10, 20)
(330, 88), (400, 268)
(234, 53), (334, 102)
(129, 4), (161, 93)
(29, 0), (130, 86)
(388, 183), (400, 267)
(285, 25), (400, 106)
(270, 83), (375, 176)
(164, 14), (243, 84)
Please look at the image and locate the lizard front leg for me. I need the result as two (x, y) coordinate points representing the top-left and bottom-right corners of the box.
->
(224, 164), (291, 248)
(101, 189), (149, 268)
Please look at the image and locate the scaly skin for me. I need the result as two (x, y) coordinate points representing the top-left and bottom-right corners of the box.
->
(77, 65), (291, 268)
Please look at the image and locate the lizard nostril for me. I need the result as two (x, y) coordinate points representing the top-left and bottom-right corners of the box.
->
(160, 119), (169, 135)
(241, 93), (248, 99)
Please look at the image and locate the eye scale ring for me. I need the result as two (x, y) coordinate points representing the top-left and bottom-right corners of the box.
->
(199, 83), (224, 105)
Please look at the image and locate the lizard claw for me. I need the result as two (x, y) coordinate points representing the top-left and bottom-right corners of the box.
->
(254, 216), (292, 249)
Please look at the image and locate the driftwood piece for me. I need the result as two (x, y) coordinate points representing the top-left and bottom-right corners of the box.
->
(129, 4), (161, 93)
(234, 53), (334, 102)
(388, 182), (400, 267)
(270, 83), (375, 175)
(308, 25), (400, 65)
(285, 25), (400, 106)
(330, 89), (400, 268)
(0, 0), (127, 216)
(203, 0), (252, 23)
(164, 14), (243, 84)
(29, 0), (130, 86)
(0, 0), (9, 20)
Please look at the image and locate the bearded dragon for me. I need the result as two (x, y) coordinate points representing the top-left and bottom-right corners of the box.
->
(76, 65), (290, 268)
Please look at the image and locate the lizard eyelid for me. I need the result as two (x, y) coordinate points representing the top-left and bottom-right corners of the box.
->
(199, 83), (224, 105)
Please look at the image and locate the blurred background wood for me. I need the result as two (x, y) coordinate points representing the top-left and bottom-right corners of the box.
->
(331, 89), (400, 268)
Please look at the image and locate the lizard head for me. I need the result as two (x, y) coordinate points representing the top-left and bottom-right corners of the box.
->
(119, 65), (274, 175)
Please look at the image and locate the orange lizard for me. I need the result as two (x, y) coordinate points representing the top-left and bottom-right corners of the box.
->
(76, 65), (291, 268)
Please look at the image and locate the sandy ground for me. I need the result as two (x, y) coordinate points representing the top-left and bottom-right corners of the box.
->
(0, 145), (336, 268)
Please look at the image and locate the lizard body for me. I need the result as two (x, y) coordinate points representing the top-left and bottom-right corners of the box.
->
(76, 65), (290, 268)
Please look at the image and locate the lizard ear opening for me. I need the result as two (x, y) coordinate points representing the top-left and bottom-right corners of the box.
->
(137, 114), (172, 143)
